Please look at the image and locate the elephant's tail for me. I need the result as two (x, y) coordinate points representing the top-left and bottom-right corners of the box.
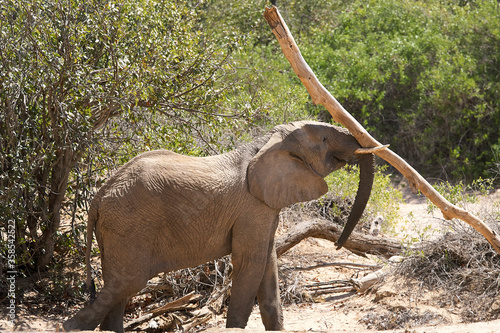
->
(85, 199), (98, 302)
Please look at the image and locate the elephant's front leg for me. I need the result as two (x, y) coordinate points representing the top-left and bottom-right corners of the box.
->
(226, 247), (268, 329)
(226, 215), (283, 330)
(257, 241), (283, 330)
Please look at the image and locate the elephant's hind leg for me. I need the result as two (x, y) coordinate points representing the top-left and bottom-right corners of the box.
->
(63, 285), (120, 331)
(100, 297), (129, 333)
(63, 275), (145, 332)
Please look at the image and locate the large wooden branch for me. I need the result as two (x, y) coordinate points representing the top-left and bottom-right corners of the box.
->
(263, 6), (500, 254)
(276, 219), (403, 259)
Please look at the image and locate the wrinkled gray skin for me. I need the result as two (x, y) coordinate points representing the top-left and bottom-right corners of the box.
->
(63, 121), (374, 332)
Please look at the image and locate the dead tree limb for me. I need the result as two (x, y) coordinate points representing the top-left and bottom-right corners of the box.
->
(307, 280), (354, 296)
(124, 292), (198, 329)
(263, 5), (500, 254)
(293, 262), (382, 271)
(275, 219), (403, 259)
(351, 268), (391, 294)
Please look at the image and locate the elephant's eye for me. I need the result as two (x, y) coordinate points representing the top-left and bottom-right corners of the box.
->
(289, 152), (302, 161)
(322, 137), (327, 143)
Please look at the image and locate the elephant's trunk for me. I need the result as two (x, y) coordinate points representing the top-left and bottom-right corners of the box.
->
(335, 153), (375, 249)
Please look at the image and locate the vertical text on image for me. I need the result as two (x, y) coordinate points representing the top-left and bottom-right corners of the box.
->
(7, 219), (17, 325)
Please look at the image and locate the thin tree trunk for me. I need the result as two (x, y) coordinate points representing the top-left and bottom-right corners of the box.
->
(37, 148), (82, 268)
(263, 5), (500, 254)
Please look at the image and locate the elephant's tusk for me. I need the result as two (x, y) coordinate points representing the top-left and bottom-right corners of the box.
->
(355, 144), (390, 154)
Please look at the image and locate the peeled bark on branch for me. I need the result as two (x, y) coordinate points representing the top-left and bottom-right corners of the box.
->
(263, 6), (500, 254)
(351, 268), (391, 294)
(275, 219), (403, 259)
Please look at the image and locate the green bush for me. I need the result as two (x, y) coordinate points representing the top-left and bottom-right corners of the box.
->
(325, 165), (402, 234)
(208, 0), (500, 182)
(426, 177), (494, 213)
(305, 0), (500, 180)
(0, 0), (244, 271)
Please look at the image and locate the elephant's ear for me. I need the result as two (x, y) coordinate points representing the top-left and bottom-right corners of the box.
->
(247, 133), (328, 209)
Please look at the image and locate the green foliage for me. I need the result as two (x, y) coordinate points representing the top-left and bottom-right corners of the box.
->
(489, 143), (500, 179)
(0, 0), (244, 271)
(201, 0), (342, 133)
(426, 178), (493, 213)
(3, 0), (499, 279)
(305, 0), (500, 180)
(325, 165), (402, 234)
(202, 0), (500, 181)
(400, 215), (438, 251)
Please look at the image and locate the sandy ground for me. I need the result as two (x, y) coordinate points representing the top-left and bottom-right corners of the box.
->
(2, 186), (500, 332)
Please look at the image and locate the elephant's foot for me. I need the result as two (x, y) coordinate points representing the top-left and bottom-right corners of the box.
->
(259, 300), (284, 330)
(226, 320), (247, 329)
(99, 299), (126, 333)
(63, 306), (101, 332)
(63, 316), (98, 332)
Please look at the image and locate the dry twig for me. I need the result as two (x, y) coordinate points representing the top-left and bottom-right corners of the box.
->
(293, 262), (382, 271)
(124, 292), (199, 329)
(396, 222), (500, 321)
(306, 280), (353, 296)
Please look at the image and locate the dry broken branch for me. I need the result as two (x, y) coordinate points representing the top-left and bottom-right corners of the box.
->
(125, 279), (232, 330)
(275, 218), (403, 259)
(351, 268), (391, 294)
(124, 292), (199, 329)
(305, 280), (354, 296)
(263, 5), (500, 254)
(293, 262), (382, 271)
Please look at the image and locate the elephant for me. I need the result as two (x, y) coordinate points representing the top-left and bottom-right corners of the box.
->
(63, 120), (375, 332)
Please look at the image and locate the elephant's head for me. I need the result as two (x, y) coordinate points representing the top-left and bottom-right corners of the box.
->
(247, 121), (375, 249)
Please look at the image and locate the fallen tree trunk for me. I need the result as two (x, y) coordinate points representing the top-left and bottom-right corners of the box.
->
(275, 219), (403, 259)
(263, 5), (500, 254)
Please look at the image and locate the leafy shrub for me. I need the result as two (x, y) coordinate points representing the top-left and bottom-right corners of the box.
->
(426, 178), (494, 213)
(324, 164), (402, 233)
(0, 0), (244, 271)
(305, 0), (500, 180)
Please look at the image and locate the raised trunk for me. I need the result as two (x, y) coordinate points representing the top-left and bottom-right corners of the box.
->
(335, 153), (375, 249)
